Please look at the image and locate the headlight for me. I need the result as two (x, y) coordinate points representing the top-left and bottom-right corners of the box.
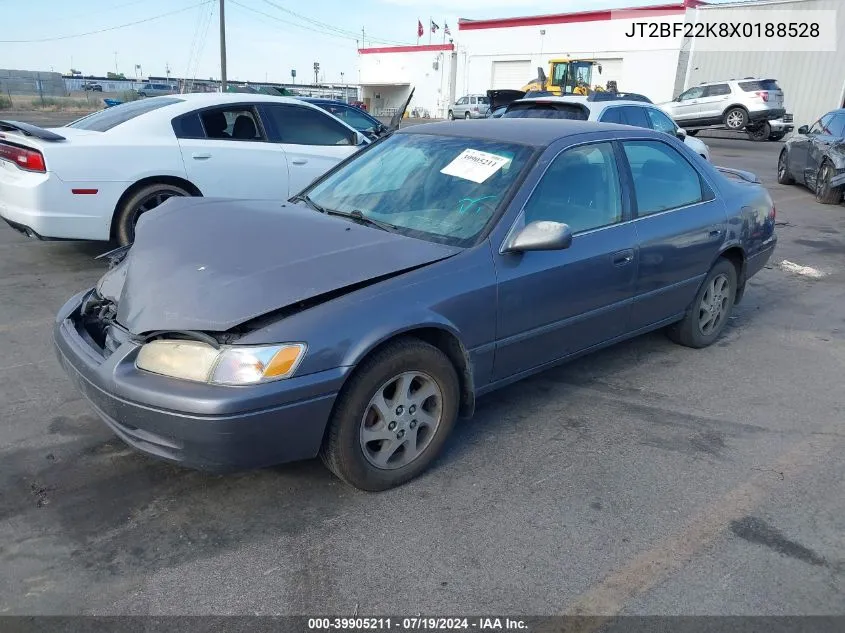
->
(135, 340), (307, 386)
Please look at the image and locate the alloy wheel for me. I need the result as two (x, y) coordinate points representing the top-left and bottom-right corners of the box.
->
(698, 273), (730, 336)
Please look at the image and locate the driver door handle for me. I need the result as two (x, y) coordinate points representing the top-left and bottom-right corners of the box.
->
(291, 159), (308, 165)
(191, 152), (212, 160)
(613, 249), (635, 266)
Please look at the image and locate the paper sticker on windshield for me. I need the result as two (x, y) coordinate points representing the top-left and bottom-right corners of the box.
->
(440, 149), (510, 184)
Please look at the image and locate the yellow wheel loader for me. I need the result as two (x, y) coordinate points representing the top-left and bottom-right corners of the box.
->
(521, 59), (603, 96)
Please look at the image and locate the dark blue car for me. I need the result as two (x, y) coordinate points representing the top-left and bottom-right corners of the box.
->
(54, 119), (777, 491)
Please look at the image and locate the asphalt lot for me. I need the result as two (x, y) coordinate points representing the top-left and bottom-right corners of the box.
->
(0, 131), (843, 618)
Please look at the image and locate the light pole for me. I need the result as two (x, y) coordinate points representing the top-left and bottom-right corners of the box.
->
(219, 0), (228, 91)
(113, 51), (118, 75)
(340, 71), (345, 101)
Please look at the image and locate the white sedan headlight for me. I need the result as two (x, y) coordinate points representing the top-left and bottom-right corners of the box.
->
(135, 340), (307, 386)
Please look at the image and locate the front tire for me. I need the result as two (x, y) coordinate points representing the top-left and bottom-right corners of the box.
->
(686, 129), (699, 137)
(464, 112), (471, 120)
(769, 132), (785, 141)
(724, 107), (748, 130)
(114, 182), (190, 246)
(815, 160), (844, 205)
(667, 258), (737, 349)
(447, 110), (454, 121)
(320, 339), (460, 491)
(777, 150), (795, 185)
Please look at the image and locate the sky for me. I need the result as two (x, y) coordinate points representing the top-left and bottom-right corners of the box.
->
(1, 0), (738, 85)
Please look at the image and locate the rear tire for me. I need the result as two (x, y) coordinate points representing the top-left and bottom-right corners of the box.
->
(815, 160), (844, 205)
(777, 150), (794, 185)
(667, 258), (737, 349)
(724, 107), (748, 130)
(747, 122), (770, 142)
(769, 132), (785, 142)
(320, 339), (460, 491)
(114, 182), (190, 246)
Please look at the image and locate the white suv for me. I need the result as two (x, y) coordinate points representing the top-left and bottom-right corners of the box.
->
(659, 78), (785, 132)
(501, 92), (711, 161)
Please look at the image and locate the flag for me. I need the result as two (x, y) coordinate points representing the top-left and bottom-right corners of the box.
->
(444, 22), (451, 36)
(431, 20), (439, 33)
(417, 19), (424, 38)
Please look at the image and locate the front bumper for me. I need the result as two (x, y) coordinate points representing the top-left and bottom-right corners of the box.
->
(53, 290), (346, 472)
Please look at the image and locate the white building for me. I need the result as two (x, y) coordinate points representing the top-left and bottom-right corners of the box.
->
(455, 1), (692, 103)
(357, 44), (457, 119)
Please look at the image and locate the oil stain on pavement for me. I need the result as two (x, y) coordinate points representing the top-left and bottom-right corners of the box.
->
(730, 516), (828, 567)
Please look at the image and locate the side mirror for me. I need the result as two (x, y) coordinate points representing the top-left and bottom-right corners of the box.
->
(506, 220), (573, 253)
(676, 128), (687, 139)
(355, 131), (369, 146)
(798, 125), (809, 135)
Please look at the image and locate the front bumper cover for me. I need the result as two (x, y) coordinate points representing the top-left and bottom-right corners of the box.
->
(53, 290), (346, 472)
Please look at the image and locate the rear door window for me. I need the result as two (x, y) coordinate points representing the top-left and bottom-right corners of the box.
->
(704, 84), (731, 96)
(622, 140), (704, 215)
(67, 97), (182, 131)
(619, 106), (650, 129)
(598, 107), (623, 124)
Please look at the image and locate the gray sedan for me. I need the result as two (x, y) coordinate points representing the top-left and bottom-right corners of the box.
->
(54, 120), (777, 491)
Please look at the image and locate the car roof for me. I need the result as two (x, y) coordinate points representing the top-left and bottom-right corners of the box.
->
(166, 92), (303, 105)
(298, 97), (346, 104)
(516, 96), (656, 108)
(398, 119), (641, 147)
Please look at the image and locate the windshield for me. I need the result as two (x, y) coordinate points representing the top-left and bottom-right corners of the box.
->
(303, 133), (535, 247)
(67, 97), (182, 131)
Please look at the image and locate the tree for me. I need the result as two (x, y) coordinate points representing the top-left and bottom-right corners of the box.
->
(106, 72), (126, 80)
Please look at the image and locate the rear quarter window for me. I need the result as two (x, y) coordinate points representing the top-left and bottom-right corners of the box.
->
(67, 97), (182, 132)
(739, 80), (781, 91)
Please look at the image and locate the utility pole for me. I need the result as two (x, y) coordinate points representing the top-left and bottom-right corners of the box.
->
(219, 0), (228, 91)
(361, 27), (365, 49)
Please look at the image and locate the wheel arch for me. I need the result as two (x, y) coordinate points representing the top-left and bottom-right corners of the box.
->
(717, 245), (747, 303)
(110, 176), (202, 240)
(343, 324), (476, 419)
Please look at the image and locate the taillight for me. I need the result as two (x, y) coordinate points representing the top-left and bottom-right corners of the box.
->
(0, 142), (46, 172)
(755, 91), (769, 102)
(771, 204), (776, 220)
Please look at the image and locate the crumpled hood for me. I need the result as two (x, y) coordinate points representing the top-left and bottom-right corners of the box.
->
(112, 197), (460, 334)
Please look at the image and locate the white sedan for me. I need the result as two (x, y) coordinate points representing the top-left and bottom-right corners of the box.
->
(0, 93), (371, 244)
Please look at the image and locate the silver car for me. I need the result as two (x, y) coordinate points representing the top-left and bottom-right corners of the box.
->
(660, 78), (785, 132)
(137, 83), (179, 98)
(448, 94), (489, 120)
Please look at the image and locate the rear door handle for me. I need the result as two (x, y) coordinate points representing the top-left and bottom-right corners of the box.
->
(191, 152), (211, 160)
(291, 159), (308, 165)
(613, 249), (635, 266)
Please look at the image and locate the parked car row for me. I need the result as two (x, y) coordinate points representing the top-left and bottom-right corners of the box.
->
(457, 90), (712, 161)
(1, 93), (778, 491)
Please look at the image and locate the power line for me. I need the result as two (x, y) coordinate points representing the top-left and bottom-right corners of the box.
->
(0, 1), (212, 43)
(232, 0), (412, 47)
